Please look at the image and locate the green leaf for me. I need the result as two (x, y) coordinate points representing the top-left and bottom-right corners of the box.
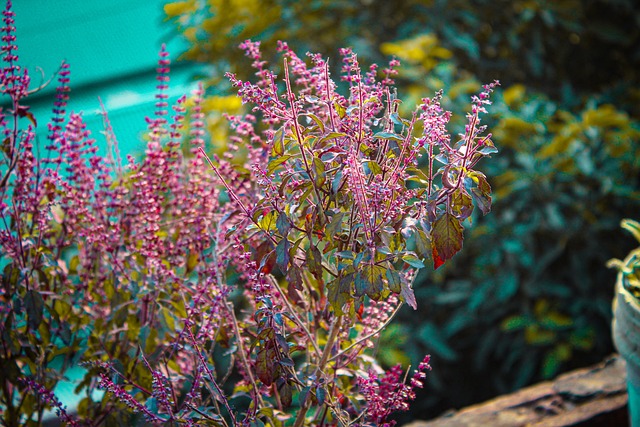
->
(373, 131), (405, 142)
(312, 156), (326, 187)
(402, 253), (425, 269)
(318, 131), (347, 146)
(267, 154), (293, 175)
(258, 210), (278, 232)
(496, 272), (518, 302)
(328, 274), (353, 313)
(364, 160), (382, 175)
(418, 322), (458, 361)
(386, 268), (402, 293)
(316, 386), (326, 406)
(272, 127), (285, 156)
(276, 238), (291, 272)
(431, 212), (464, 269)
(355, 264), (385, 300)
(501, 315), (530, 331)
(299, 113), (325, 134)
(476, 138), (498, 155)
(332, 168), (344, 194)
(326, 212), (345, 238)
(299, 386), (311, 407)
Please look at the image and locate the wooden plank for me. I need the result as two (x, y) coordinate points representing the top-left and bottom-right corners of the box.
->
(406, 355), (628, 427)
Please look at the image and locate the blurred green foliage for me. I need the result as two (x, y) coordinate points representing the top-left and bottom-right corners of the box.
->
(165, 0), (640, 419)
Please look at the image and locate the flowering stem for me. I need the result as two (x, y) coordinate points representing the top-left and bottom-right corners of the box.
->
(199, 147), (278, 246)
(330, 302), (403, 362)
(283, 58), (327, 223)
(266, 275), (322, 359)
(293, 315), (343, 427)
(188, 329), (235, 427)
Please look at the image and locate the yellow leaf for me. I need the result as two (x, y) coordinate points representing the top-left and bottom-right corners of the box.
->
(503, 84), (526, 107)
(164, 1), (195, 17)
(582, 104), (628, 128)
(525, 324), (556, 345)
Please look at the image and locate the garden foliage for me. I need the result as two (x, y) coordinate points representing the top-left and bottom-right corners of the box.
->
(0, 2), (499, 425)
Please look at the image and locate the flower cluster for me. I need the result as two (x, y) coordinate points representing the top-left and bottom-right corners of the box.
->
(357, 355), (432, 426)
(20, 379), (80, 427)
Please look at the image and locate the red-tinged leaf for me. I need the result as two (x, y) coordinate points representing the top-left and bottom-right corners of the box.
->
(432, 249), (445, 270)
(307, 244), (323, 279)
(468, 170), (492, 193)
(286, 266), (304, 305)
(431, 212), (463, 268)
(451, 188), (474, 220)
(255, 241), (276, 274)
(277, 379), (293, 408)
(256, 347), (274, 385)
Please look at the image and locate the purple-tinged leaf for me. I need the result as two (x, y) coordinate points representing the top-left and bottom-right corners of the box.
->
(451, 188), (474, 220)
(277, 379), (293, 408)
(400, 280), (417, 310)
(471, 187), (492, 215)
(276, 211), (291, 236)
(25, 290), (44, 330)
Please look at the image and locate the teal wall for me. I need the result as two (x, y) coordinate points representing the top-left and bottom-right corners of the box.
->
(10, 0), (201, 157)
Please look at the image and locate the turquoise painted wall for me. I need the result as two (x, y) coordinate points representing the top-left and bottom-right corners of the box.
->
(10, 0), (202, 157)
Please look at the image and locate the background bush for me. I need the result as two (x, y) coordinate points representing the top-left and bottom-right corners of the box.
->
(165, 0), (640, 419)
